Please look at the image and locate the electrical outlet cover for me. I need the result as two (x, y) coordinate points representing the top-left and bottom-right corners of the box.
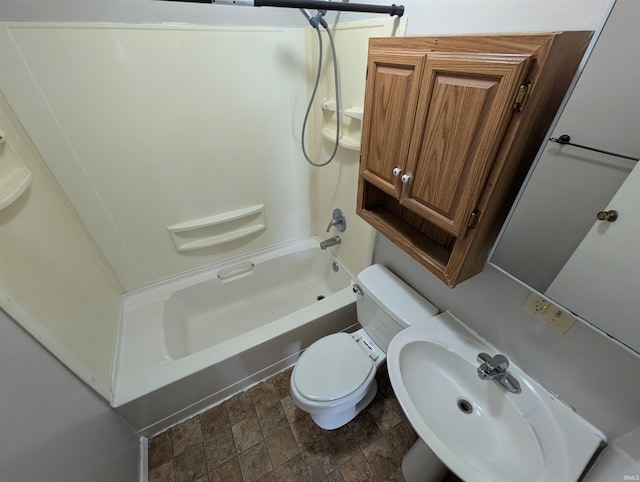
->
(523, 292), (551, 315)
(522, 292), (577, 334)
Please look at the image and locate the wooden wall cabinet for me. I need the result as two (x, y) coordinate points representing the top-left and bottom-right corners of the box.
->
(357, 32), (593, 287)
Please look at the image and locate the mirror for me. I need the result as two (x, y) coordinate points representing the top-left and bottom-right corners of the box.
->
(490, 0), (640, 354)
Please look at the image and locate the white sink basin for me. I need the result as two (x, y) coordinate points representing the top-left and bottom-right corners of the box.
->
(388, 312), (606, 482)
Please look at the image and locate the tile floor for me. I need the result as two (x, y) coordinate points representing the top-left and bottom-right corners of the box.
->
(148, 364), (462, 482)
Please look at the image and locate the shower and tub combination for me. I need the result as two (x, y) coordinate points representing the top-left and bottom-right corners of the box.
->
(113, 236), (358, 433)
(108, 1), (407, 434)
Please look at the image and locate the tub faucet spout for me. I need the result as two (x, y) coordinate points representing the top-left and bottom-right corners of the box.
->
(320, 235), (341, 250)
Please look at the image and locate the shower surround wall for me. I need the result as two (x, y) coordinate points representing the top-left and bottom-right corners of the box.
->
(0, 23), (314, 399)
(0, 19), (394, 401)
(0, 23), (313, 402)
(0, 89), (122, 400)
(0, 24), (310, 291)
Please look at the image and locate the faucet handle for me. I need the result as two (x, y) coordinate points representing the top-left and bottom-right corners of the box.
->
(477, 352), (509, 371)
(477, 352), (490, 364)
(477, 352), (520, 392)
(326, 208), (346, 232)
(492, 354), (509, 371)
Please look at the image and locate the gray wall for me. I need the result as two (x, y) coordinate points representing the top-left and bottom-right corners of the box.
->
(374, 234), (640, 479)
(0, 308), (140, 482)
(371, 7), (640, 479)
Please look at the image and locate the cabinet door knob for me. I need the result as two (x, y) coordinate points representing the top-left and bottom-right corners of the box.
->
(392, 167), (402, 176)
(597, 210), (618, 222)
(401, 174), (411, 183)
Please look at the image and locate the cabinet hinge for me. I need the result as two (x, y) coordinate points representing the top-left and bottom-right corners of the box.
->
(513, 81), (531, 112)
(467, 209), (481, 229)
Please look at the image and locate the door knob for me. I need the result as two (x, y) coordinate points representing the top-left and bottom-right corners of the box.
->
(392, 167), (402, 176)
(597, 210), (618, 222)
(401, 174), (411, 183)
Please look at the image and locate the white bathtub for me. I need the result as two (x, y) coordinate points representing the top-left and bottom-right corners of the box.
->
(112, 237), (357, 434)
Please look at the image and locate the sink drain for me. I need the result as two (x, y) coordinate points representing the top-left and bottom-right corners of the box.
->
(457, 398), (473, 414)
(316, 295), (326, 301)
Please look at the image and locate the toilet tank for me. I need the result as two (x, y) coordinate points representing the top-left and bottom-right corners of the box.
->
(356, 264), (439, 352)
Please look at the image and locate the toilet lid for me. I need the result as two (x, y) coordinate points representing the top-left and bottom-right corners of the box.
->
(294, 333), (374, 402)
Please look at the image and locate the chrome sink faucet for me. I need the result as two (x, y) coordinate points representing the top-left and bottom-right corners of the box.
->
(477, 352), (521, 393)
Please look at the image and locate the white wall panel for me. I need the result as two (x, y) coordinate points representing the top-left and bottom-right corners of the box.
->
(1, 24), (308, 289)
(0, 89), (122, 398)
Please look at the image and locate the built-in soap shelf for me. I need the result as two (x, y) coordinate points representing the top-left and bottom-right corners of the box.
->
(343, 106), (364, 120)
(320, 100), (363, 151)
(0, 130), (33, 212)
(167, 204), (266, 252)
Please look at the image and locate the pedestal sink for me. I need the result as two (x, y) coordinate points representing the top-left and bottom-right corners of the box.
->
(387, 312), (606, 482)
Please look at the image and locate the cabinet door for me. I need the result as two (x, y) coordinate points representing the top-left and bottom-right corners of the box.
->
(359, 50), (426, 199)
(401, 52), (532, 237)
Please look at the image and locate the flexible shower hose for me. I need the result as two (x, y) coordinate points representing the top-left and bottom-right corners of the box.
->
(301, 16), (340, 167)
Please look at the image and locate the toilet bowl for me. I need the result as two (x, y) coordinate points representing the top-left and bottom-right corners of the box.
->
(290, 264), (439, 429)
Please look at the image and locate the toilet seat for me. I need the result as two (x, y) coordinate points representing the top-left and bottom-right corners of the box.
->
(293, 333), (374, 402)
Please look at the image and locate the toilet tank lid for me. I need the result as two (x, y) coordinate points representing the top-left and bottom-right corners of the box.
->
(357, 264), (439, 326)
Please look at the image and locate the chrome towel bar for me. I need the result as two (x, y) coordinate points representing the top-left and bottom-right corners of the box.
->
(549, 134), (639, 162)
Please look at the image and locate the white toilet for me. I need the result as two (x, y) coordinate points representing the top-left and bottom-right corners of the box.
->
(290, 264), (439, 429)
